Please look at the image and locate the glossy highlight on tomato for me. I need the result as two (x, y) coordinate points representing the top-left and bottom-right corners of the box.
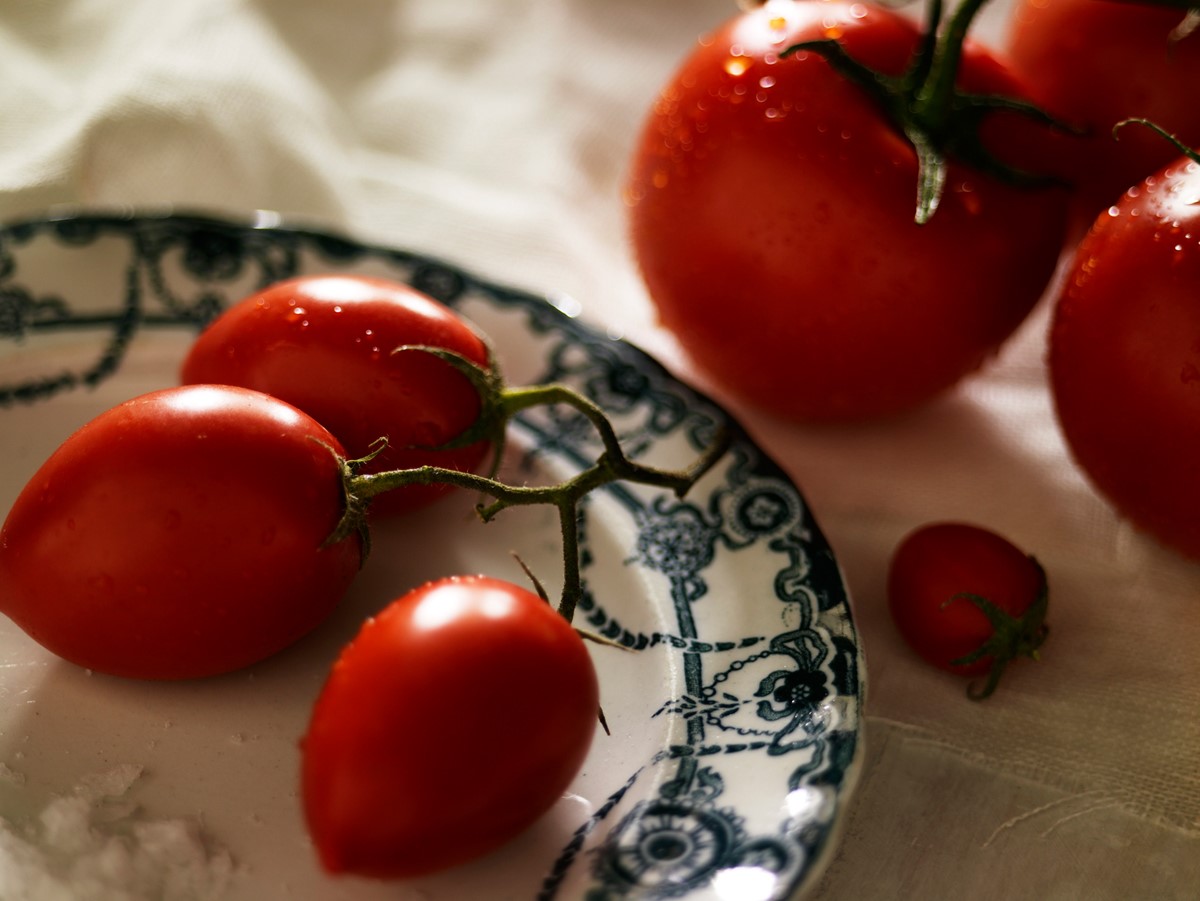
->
(625, 0), (1067, 422)
(181, 274), (491, 515)
(302, 575), (600, 879)
(1049, 155), (1200, 560)
(0, 385), (362, 679)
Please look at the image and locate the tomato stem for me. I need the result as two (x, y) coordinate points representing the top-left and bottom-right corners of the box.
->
(1171, 10), (1200, 42)
(329, 364), (731, 623)
(943, 556), (1049, 700)
(780, 0), (1067, 224)
(1113, 118), (1200, 166)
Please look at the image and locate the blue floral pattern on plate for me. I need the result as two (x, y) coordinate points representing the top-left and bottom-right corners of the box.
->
(0, 211), (863, 901)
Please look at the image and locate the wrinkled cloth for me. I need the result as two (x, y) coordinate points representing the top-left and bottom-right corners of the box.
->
(1, 1), (1198, 899)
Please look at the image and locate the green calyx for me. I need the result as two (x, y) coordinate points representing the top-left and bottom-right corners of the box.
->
(323, 346), (731, 625)
(944, 556), (1050, 701)
(781, 0), (1066, 224)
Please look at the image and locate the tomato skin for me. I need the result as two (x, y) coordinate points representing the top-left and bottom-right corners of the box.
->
(0, 385), (361, 679)
(1049, 158), (1200, 560)
(301, 575), (599, 879)
(888, 523), (1045, 679)
(625, 0), (1068, 421)
(1007, 0), (1200, 232)
(181, 275), (491, 515)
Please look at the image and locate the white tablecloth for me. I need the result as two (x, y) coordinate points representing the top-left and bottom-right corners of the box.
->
(1, 1), (1198, 898)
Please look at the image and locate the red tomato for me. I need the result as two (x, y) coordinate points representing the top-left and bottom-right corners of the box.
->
(181, 275), (491, 515)
(0, 385), (361, 679)
(625, 0), (1068, 421)
(1007, 0), (1200, 233)
(1049, 155), (1200, 560)
(302, 575), (599, 878)
(888, 522), (1048, 698)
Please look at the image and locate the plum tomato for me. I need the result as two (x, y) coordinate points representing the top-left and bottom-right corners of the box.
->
(301, 575), (600, 879)
(1007, 0), (1200, 233)
(0, 385), (362, 679)
(888, 522), (1048, 699)
(1049, 153), (1200, 560)
(625, 0), (1068, 421)
(181, 274), (492, 515)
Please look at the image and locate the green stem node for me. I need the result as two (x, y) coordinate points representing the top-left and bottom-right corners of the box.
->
(943, 556), (1050, 701)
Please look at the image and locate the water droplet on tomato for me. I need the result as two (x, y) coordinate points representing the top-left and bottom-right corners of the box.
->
(1107, 206), (1120, 218)
(759, 75), (775, 89)
(724, 56), (750, 77)
(652, 169), (669, 189)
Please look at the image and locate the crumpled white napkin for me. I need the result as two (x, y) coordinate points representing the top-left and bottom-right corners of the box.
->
(2, 1), (1198, 899)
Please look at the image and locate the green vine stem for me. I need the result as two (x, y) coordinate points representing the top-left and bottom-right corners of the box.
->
(1113, 117), (1200, 165)
(780, 0), (1066, 223)
(1172, 10), (1200, 43)
(323, 349), (732, 625)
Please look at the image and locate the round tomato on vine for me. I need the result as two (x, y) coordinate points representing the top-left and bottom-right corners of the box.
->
(1049, 126), (1200, 561)
(625, 0), (1068, 421)
(888, 522), (1049, 699)
(181, 274), (493, 515)
(0, 385), (362, 679)
(1007, 0), (1200, 233)
(301, 575), (600, 878)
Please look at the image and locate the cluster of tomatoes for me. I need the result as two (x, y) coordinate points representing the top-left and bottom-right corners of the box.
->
(0, 275), (604, 877)
(625, 0), (1200, 695)
(1, 0), (1197, 884)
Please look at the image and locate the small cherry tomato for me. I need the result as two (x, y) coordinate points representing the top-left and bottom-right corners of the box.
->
(0, 385), (362, 679)
(888, 522), (1048, 699)
(181, 274), (492, 515)
(1049, 152), (1200, 560)
(301, 575), (600, 878)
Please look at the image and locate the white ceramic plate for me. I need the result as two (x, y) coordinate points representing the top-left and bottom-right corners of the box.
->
(0, 211), (863, 901)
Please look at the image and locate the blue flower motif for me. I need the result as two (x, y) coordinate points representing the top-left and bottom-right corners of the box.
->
(755, 667), (829, 723)
(634, 505), (717, 579)
(596, 800), (743, 897)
